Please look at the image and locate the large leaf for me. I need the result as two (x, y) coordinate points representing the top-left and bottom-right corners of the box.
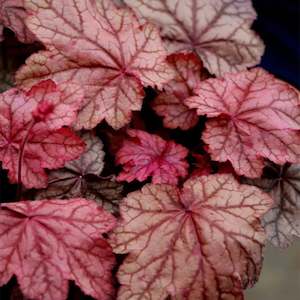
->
(37, 132), (123, 212)
(111, 174), (272, 300)
(124, 0), (264, 76)
(0, 0), (35, 43)
(185, 68), (300, 178)
(152, 53), (201, 130)
(116, 129), (188, 184)
(0, 198), (116, 300)
(245, 162), (300, 248)
(0, 80), (85, 188)
(16, 0), (174, 129)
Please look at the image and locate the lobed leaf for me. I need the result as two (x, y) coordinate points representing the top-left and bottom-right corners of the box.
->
(116, 129), (188, 185)
(111, 174), (272, 300)
(0, 198), (116, 300)
(36, 132), (123, 212)
(185, 68), (300, 178)
(152, 53), (201, 130)
(245, 162), (300, 248)
(17, 0), (174, 129)
(0, 80), (85, 188)
(124, 0), (265, 76)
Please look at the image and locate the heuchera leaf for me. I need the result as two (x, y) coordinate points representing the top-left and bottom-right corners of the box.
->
(152, 53), (201, 130)
(110, 174), (272, 300)
(116, 129), (188, 184)
(16, 0), (174, 129)
(185, 68), (300, 178)
(0, 198), (116, 300)
(0, 80), (85, 188)
(245, 162), (300, 248)
(0, 0), (36, 43)
(124, 0), (265, 76)
(37, 132), (123, 213)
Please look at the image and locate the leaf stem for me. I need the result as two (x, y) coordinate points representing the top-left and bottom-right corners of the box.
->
(17, 120), (36, 201)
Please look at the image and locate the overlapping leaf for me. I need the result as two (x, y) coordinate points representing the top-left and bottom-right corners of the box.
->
(152, 53), (201, 130)
(124, 0), (264, 76)
(245, 162), (300, 248)
(0, 198), (116, 300)
(0, 0), (35, 43)
(111, 174), (272, 300)
(37, 132), (123, 212)
(185, 68), (300, 178)
(0, 80), (85, 188)
(16, 0), (174, 129)
(116, 129), (188, 184)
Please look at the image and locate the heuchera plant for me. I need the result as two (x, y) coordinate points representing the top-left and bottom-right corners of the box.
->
(0, 0), (298, 299)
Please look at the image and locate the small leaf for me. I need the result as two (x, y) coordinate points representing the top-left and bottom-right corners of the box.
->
(245, 162), (300, 248)
(36, 132), (123, 212)
(0, 0), (35, 43)
(116, 129), (188, 185)
(17, 0), (174, 129)
(124, 0), (264, 76)
(0, 80), (85, 188)
(185, 68), (300, 178)
(110, 174), (272, 300)
(0, 198), (116, 300)
(152, 53), (201, 130)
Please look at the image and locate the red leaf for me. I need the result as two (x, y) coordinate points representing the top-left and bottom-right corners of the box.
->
(0, 80), (85, 188)
(0, 0), (35, 43)
(124, 0), (264, 76)
(28, 80), (85, 129)
(17, 0), (174, 129)
(0, 198), (116, 300)
(245, 162), (300, 248)
(185, 68), (300, 178)
(116, 129), (188, 184)
(152, 53), (201, 130)
(110, 174), (272, 299)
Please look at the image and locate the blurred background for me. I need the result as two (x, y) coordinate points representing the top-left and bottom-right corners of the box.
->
(246, 1), (300, 299)
(246, 242), (300, 299)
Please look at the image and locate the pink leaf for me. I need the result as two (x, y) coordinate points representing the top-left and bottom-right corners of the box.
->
(245, 162), (300, 248)
(0, 0), (35, 43)
(110, 174), (272, 300)
(17, 0), (174, 129)
(185, 68), (300, 178)
(0, 80), (85, 188)
(152, 53), (201, 130)
(116, 129), (188, 184)
(0, 198), (116, 300)
(124, 0), (265, 76)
